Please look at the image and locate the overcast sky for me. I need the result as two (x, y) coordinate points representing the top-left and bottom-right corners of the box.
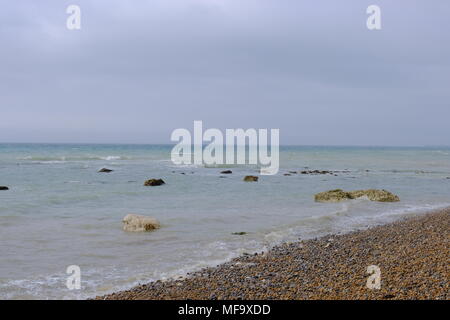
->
(0, 0), (449, 145)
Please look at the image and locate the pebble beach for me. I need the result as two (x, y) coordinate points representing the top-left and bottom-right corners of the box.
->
(98, 208), (449, 300)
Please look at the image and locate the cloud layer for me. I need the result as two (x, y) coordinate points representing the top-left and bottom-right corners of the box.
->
(1, 0), (449, 145)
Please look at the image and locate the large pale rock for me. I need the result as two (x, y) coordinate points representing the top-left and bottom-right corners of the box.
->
(314, 189), (354, 202)
(315, 189), (400, 203)
(350, 189), (400, 202)
(122, 214), (160, 232)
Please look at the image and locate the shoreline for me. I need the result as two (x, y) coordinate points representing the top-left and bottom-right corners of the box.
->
(97, 207), (449, 300)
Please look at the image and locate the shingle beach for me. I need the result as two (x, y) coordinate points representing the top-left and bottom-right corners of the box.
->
(98, 208), (449, 300)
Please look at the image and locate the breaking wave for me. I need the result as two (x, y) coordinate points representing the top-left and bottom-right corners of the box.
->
(18, 155), (132, 162)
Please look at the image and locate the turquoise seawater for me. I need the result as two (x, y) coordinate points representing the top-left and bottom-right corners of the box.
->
(0, 144), (449, 299)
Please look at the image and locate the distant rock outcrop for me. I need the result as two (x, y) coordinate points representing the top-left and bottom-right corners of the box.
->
(301, 170), (332, 175)
(220, 170), (233, 174)
(243, 176), (259, 182)
(122, 214), (160, 232)
(144, 179), (165, 186)
(98, 168), (113, 173)
(0, 186), (9, 191)
(300, 170), (350, 176)
(315, 189), (400, 203)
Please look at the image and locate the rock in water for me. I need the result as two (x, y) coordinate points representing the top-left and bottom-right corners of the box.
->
(0, 186), (9, 191)
(350, 189), (400, 202)
(122, 214), (160, 232)
(314, 189), (354, 202)
(144, 179), (165, 186)
(243, 175), (258, 182)
(98, 168), (113, 173)
(220, 170), (232, 174)
(300, 170), (332, 175)
(315, 189), (400, 203)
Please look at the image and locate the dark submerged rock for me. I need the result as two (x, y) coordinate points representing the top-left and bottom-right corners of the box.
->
(99, 168), (113, 173)
(220, 170), (233, 174)
(144, 179), (166, 186)
(0, 186), (9, 191)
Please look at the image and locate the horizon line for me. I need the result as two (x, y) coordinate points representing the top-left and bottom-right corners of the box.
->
(0, 141), (449, 148)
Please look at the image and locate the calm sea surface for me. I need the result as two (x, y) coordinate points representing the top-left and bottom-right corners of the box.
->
(0, 144), (449, 299)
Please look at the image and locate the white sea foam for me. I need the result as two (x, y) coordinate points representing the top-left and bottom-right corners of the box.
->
(374, 202), (450, 218)
(18, 155), (130, 162)
(102, 156), (122, 161)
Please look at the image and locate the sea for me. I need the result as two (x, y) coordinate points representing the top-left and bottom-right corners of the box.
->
(0, 143), (449, 299)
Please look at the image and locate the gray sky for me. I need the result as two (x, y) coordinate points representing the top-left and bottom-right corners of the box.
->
(1, 0), (449, 145)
